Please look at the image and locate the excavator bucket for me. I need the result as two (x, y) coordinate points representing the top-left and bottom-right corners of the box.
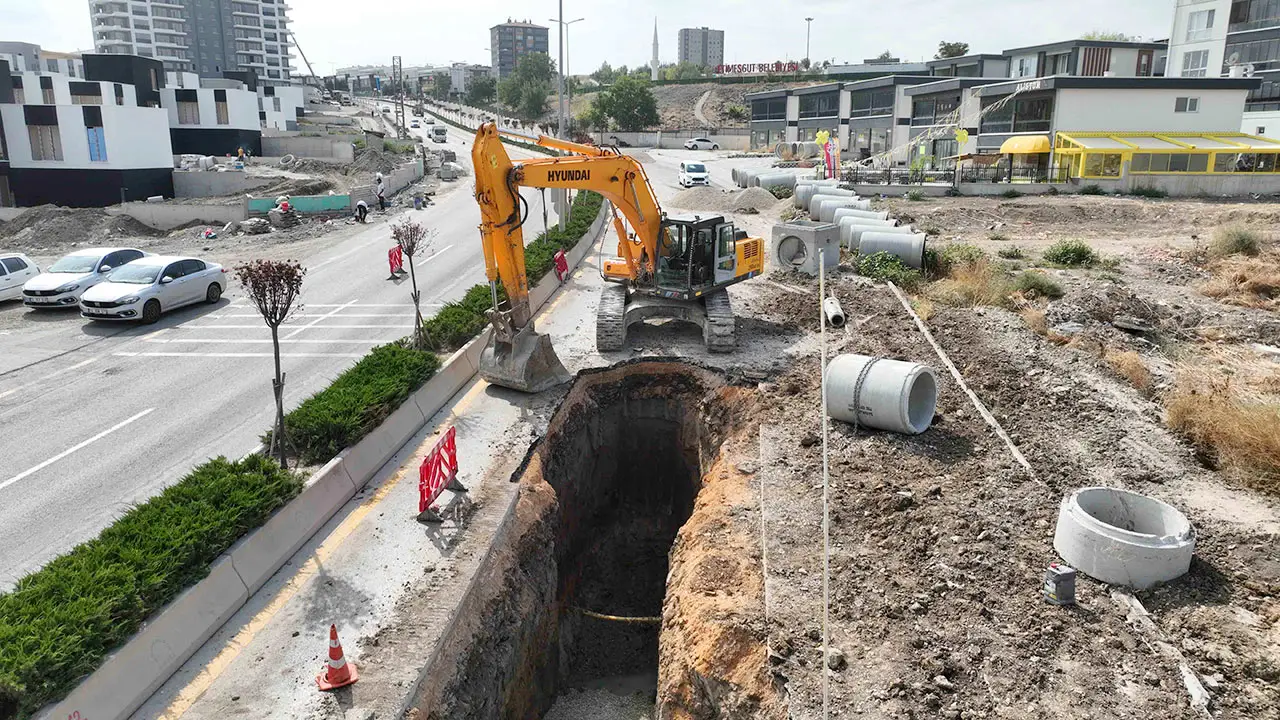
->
(478, 325), (571, 393)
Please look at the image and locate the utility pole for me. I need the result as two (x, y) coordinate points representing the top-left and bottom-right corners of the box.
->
(805, 17), (814, 66)
(392, 56), (405, 134)
(557, 0), (566, 138)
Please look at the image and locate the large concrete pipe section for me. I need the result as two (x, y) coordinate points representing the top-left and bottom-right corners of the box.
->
(832, 207), (892, 224)
(1053, 487), (1195, 590)
(806, 190), (859, 215)
(797, 142), (822, 159)
(839, 220), (916, 250)
(858, 231), (927, 268)
(824, 354), (938, 435)
(816, 197), (872, 222)
(794, 180), (842, 208)
(731, 168), (742, 187)
(753, 172), (800, 189)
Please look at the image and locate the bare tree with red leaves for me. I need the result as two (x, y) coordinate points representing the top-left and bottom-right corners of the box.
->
(236, 259), (306, 466)
(391, 218), (435, 349)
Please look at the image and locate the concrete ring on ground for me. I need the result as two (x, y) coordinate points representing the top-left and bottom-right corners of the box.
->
(1053, 487), (1195, 590)
(279, 154), (296, 166)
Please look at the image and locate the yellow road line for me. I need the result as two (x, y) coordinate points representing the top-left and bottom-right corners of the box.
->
(158, 381), (488, 717)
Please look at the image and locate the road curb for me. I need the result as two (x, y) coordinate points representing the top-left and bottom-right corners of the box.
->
(39, 199), (611, 720)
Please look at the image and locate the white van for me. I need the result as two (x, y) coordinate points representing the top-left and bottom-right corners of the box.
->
(431, 125), (448, 143)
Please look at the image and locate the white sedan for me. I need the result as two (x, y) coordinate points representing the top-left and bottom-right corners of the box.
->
(684, 137), (720, 151)
(22, 247), (146, 308)
(80, 255), (227, 323)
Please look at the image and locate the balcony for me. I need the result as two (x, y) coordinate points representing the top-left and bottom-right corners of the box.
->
(151, 0), (186, 7)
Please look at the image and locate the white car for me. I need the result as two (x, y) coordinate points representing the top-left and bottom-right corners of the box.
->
(684, 137), (720, 151)
(22, 247), (146, 308)
(410, 120), (421, 128)
(1, 253), (39, 302)
(80, 255), (226, 323)
(679, 161), (710, 188)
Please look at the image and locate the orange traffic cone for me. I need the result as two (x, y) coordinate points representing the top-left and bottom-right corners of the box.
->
(316, 624), (358, 690)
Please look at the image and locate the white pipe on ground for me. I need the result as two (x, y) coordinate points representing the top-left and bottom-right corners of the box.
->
(816, 197), (871, 222)
(858, 231), (927, 268)
(807, 190), (859, 215)
(838, 219), (915, 250)
(753, 172), (800, 189)
(831, 207), (892, 223)
(794, 181), (842, 208)
(824, 354), (938, 435)
(1054, 487), (1195, 590)
(822, 296), (845, 328)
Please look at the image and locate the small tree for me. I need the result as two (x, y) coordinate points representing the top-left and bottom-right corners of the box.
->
(236, 259), (306, 467)
(595, 75), (660, 131)
(936, 41), (970, 59)
(466, 75), (497, 106)
(873, 50), (895, 63)
(1080, 30), (1134, 41)
(392, 219), (436, 348)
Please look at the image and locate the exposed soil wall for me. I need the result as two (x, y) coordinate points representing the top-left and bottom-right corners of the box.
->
(407, 361), (783, 719)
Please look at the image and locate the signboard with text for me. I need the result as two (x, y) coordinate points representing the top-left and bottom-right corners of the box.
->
(714, 61), (802, 76)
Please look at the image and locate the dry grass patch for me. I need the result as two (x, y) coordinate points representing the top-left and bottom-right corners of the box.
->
(927, 259), (1010, 308)
(1104, 349), (1152, 393)
(1198, 252), (1280, 310)
(1209, 223), (1264, 258)
(1167, 368), (1280, 494)
(1020, 307), (1048, 335)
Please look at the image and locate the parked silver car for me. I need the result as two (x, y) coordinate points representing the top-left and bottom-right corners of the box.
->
(80, 255), (226, 323)
(22, 247), (146, 308)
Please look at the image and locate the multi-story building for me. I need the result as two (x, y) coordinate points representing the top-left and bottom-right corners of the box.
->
(449, 63), (493, 97)
(88, 0), (296, 85)
(1167, 0), (1280, 134)
(925, 54), (1010, 78)
(161, 71), (261, 155)
(1004, 39), (1167, 79)
(0, 54), (174, 207)
(490, 20), (548, 79)
(678, 27), (725, 69)
(0, 42), (84, 77)
(258, 82), (304, 131)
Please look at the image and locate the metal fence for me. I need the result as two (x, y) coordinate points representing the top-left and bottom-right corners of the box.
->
(959, 164), (1072, 184)
(842, 164), (1073, 186)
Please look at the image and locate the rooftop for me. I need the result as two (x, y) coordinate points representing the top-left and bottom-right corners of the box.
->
(1003, 38), (1167, 56)
(975, 74), (1262, 96)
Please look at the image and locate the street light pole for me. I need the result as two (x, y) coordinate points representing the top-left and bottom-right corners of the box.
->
(805, 17), (814, 66)
(557, 0), (566, 137)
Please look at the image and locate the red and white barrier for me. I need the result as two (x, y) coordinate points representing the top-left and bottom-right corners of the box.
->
(417, 426), (465, 522)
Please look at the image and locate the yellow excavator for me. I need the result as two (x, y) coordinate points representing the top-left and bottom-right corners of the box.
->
(471, 122), (765, 392)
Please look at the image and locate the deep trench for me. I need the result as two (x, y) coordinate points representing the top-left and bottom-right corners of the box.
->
(417, 362), (733, 720)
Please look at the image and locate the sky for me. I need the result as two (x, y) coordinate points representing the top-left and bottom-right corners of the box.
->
(6, 0), (1175, 76)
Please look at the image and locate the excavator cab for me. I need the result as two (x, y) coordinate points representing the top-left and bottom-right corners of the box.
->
(655, 214), (740, 298)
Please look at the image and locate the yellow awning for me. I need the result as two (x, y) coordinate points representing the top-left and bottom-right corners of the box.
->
(999, 135), (1052, 154)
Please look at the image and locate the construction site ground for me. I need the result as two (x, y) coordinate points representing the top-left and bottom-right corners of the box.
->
(127, 159), (1280, 720)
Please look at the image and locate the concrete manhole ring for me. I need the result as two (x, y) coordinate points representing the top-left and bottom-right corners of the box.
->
(777, 235), (808, 267)
(1053, 487), (1195, 590)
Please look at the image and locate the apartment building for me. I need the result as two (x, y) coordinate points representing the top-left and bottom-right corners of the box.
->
(0, 54), (174, 207)
(1004, 39), (1167, 79)
(161, 71), (260, 155)
(0, 42), (84, 77)
(258, 83), (304, 131)
(1167, 0), (1280, 134)
(88, 0), (296, 85)
(490, 20), (548, 79)
(678, 27), (725, 69)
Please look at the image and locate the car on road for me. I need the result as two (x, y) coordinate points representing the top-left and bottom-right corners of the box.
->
(0, 253), (39, 302)
(684, 137), (720, 151)
(80, 255), (226, 323)
(22, 247), (146, 308)
(678, 162), (710, 188)
(410, 120), (420, 128)
(430, 125), (448, 143)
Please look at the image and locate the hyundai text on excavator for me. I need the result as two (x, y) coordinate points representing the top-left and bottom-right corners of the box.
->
(471, 122), (765, 393)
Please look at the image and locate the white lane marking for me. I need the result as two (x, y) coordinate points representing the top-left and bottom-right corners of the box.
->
(414, 243), (456, 268)
(115, 352), (366, 358)
(282, 300), (359, 340)
(184, 324), (415, 330)
(211, 313), (428, 318)
(0, 357), (100, 401)
(146, 338), (386, 344)
(0, 408), (156, 492)
(309, 236), (388, 271)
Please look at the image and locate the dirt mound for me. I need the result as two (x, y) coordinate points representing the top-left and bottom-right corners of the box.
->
(670, 186), (782, 214)
(0, 205), (166, 252)
(348, 146), (404, 177)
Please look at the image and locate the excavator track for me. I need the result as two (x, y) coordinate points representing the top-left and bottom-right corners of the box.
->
(597, 283), (628, 352)
(703, 290), (736, 353)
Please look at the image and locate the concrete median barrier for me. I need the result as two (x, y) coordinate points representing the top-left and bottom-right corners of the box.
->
(339, 395), (429, 485)
(45, 557), (249, 720)
(413, 330), (491, 421)
(230, 457), (359, 594)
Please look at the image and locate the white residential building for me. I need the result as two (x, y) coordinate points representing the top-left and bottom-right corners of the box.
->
(0, 42), (84, 78)
(259, 83), (304, 131)
(88, 0), (296, 86)
(0, 54), (174, 207)
(162, 71), (261, 155)
(1167, 0), (1280, 135)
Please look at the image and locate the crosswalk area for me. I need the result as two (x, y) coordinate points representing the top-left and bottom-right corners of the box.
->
(113, 301), (433, 359)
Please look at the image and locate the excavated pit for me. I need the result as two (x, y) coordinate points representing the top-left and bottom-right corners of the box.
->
(411, 361), (776, 720)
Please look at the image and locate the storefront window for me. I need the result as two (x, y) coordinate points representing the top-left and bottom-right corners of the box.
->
(798, 92), (838, 119)
(1084, 153), (1122, 177)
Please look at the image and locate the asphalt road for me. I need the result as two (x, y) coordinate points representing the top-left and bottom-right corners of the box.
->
(0, 121), (563, 587)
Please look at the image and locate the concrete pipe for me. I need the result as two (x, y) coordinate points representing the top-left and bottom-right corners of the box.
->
(807, 190), (859, 216)
(839, 220), (916, 250)
(731, 168), (741, 186)
(823, 296), (846, 328)
(755, 172), (799, 190)
(794, 181), (843, 208)
(858, 231), (928, 268)
(1053, 487), (1195, 590)
(743, 169), (764, 188)
(774, 143), (793, 160)
(831, 207), (892, 224)
(816, 198), (872, 222)
(798, 142), (822, 159)
(824, 354), (938, 435)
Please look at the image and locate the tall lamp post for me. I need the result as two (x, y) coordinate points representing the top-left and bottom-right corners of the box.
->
(805, 17), (814, 67)
(551, 10), (584, 138)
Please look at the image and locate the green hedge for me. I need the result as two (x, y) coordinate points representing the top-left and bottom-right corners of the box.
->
(276, 344), (441, 464)
(423, 108), (558, 156)
(422, 190), (604, 353)
(0, 455), (301, 718)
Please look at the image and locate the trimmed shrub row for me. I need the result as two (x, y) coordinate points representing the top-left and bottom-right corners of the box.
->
(422, 189), (605, 353)
(423, 108), (558, 156)
(0, 455), (302, 718)
(276, 343), (441, 464)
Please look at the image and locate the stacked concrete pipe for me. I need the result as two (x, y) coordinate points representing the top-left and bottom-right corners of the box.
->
(753, 172), (800, 190)
(794, 180), (842, 208)
(813, 196), (871, 221)
(839, 219), (916, 250)
(858, 231), (928, 268)
(831, 207), (893, 224)
(803, 188), (858, 214)
(825, 354), (938, 435)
